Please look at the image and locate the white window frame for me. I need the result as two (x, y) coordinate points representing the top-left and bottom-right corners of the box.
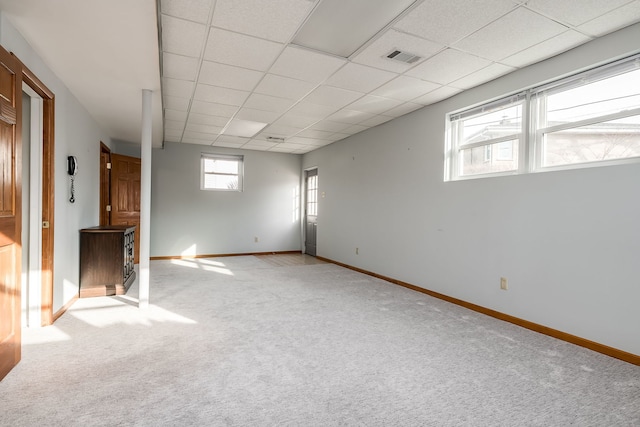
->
(200, 153), (244, 192)
(445, 54), (640, 181)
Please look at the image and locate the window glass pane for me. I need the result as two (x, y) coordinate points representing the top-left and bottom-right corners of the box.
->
(460, 139), (519, 176)
(545, 68), (640, 126)
(204, 173), (239, 190)
(542, 115), (640, 167)
(204, 158), (238, 174)
(460, 104), (522, 146)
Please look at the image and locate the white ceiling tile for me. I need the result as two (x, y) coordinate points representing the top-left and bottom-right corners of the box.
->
(359, 115), (394, 127)
(303, 85), (364, 108)
(347, 95), (404, 115)
(235, 108), (281, 123)
(286, 137), (327, 146)
(204, 28), (284, 71)
(260, 124), (303, 137)
(384, 102), (423, 118)
(161, 0), (213, 24)
(341, 124), (368, 135)
(270, 46), (346, 83)
(163, 95), (190, 111)
(413, 86), (462, 105)
(163, 53), (199, 80)
(254, 74), (317, 100)
(162, 15), (206, 57)
(213, 140), (246, 148)
(160, 0), (212, 24)
(371, 76), (440, 101)
(190, 100), (238, 117)
(406, 49), (491, 85)
(164, 109), (188, 121)
(326, 133), (350, 142)
(164, 129), (183, 140)
(243, 140), (277, 148)
(450, 63), (515, 90)
(185, 123), (224, 134)
(352, 29), (444, 73)
(577, 2), (640, 37)
(394, 0), (517, 45)
(223, 118), (268, 137)
(163, 78), (195, 98)
(308, 120), (351, 133)
(165, 119), (186, 130)
(501, 30), (591, 68)
(272, 114), (318, 129)
(211, 0), (314, 43)
(326, 109), (376, 124)
(193, 84), (250, 106)
(199, 61), (264, 91)
(182, 138), (215, 146)
(526, 0), (631, 27)
(287, 102), (336, 119)
(188, 113), (230, 127)
(268, 143), (306, 151)
(184, 130), (219, 140)
(325, 63), (397, 93)
(296, 128), (336, 140)
(244, 93), (296, 114)
(214, 135), (250, 145)
(453, 8), (567, 61)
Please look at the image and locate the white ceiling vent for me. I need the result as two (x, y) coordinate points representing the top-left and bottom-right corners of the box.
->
(385, 49), (422, 64)
(266, 136), (285, 143)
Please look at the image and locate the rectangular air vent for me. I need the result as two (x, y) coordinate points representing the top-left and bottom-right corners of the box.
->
(266, 136), (285, 143)
(385, 49), (422, 64)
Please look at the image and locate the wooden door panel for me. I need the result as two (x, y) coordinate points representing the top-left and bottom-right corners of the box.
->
(110, 153), (141, 263)
(0, 45), (21, 381)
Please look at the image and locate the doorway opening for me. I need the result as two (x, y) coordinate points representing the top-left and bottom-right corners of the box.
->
(21, 66), (55, 327)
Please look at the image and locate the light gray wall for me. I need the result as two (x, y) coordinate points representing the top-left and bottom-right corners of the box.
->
(1, 14), (112, 313)
(302, 24), (640, 356)
(151, 142), (302, 257)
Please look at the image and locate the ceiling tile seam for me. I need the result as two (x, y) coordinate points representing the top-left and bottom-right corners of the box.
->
(169, 1), (218, 145)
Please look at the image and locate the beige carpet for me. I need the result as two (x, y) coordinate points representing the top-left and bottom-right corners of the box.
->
(1, 255), (638, 426)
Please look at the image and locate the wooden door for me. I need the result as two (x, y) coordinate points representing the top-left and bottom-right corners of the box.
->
(0, 46), (22, 381)
(110, 153), (140, 263)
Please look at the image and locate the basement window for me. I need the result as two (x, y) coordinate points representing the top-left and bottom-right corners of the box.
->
(446, 54), (640, 180)
(201, 153), (243, 191)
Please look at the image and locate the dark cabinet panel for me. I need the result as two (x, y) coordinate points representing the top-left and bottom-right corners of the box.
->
(79, 226), (135, 298)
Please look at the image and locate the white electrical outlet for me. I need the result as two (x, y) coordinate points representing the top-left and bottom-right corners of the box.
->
(356, 247), (359, 255)
(254, 237), (259, 243)
(500, 277), (508, 290)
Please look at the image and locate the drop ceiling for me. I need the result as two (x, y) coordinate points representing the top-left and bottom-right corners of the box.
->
(0, 0), (639, 154)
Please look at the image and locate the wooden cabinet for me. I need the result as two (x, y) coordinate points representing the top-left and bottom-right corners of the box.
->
(79, 225), (136, 298)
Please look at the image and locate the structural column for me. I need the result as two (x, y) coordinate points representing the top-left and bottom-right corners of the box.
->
(139, 89), (152, 308)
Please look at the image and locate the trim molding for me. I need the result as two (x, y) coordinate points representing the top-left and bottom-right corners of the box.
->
(317, 256), (640, 366)
(150, 250), (301, 261)
(52, 293), (78, 323)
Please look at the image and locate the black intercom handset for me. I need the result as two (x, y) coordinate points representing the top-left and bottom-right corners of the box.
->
(68, 156), (77, 203)
(67, 156), (78, 176)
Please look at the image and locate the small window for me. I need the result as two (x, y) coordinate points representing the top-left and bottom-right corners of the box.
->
(201, 154), (243, 191)
(448, 95), (524, 178)
(532, 63), (640, 169)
